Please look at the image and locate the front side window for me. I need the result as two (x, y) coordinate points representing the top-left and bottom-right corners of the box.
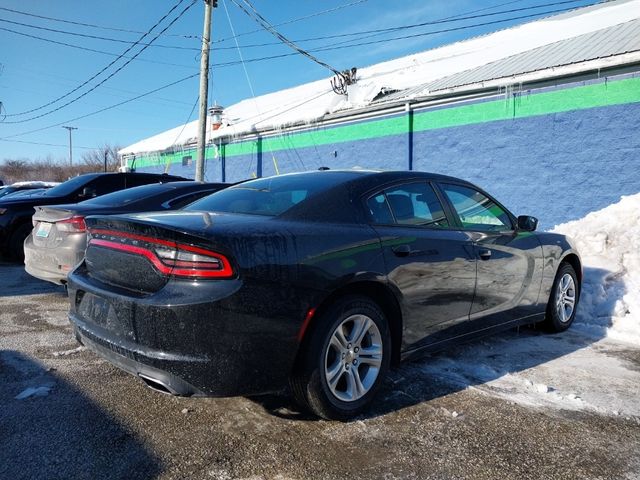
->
(367, 182), (449, 228)
(441, 183), (512, 231)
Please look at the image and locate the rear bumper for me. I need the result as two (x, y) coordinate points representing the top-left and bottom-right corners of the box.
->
(72, 314), (209, 396)
(24, 234), (84, 284)
(67, 265), (303, 397)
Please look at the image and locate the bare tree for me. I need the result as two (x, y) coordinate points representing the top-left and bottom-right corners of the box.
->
(1, 156), (104, 184)
(81, 144), (122, 172)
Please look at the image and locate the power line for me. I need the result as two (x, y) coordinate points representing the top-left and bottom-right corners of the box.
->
(0, 0), (369, 47)
(0, 0), (580, 76)
(3, 69), (195, 107)
(205, 3), (599, 69)
(1, 73), (199, 141)
(0, 0), (599, 139)
(211, 0), (588, 51)
(2, 0), (197, 123)
(0, 138), (97, 150)
(170, 96), (200, 148)
(222, 0), (259, 103)
(231, 0), (342, 76)
(0, 26), (197, 69)
(0, 17), (200, 51)
(310, 5), (601, 53)
(3, 0), (193, 118)
(0, 5), (200, 39)
(212, 0), (369, 44)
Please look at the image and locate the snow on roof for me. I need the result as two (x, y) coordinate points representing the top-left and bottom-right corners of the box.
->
(8, 181), (59, 187)
(119, 0), (640, 156)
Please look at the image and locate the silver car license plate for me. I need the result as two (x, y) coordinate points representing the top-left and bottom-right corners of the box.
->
(35, 222), (52, 238)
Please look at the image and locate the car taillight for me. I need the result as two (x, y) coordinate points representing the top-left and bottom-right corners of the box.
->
(58, 216), (86, 232)
(88, 229), (233, 279)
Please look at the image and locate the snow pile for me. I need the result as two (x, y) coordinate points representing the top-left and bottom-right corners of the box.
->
(552, 193), (640, 345)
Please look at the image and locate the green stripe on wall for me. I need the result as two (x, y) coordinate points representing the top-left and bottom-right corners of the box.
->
(130, 76), (640, 169)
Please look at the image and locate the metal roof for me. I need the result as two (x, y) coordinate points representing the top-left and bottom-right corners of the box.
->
(376, 18), (640, 103)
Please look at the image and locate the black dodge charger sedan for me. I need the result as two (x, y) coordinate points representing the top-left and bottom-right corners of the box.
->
(67, 170), (581, 420)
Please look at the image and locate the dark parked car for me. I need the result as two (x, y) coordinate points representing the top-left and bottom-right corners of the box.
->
(24, 181), (231, 284)
(0, 172), (186, 259)
(67, 170), (581, 420)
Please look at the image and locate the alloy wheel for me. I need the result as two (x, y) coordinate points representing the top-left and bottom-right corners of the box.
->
(324, 314), (383, 402)
(555, 273), (576, 323)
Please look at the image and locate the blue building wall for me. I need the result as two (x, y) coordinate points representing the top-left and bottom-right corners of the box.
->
(412, 102), (640, 229)
(137, 76), (640, 229)
(217, 102), (640, 229)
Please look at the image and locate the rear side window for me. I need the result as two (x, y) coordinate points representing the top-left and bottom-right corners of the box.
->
(167, 190), (217, 209)
(88, 175), (126, 196)
(43, 174), (99, 197)
(81, 182), (175, 206)
(441, 183), (512, 231)
(367, 182), (449, 228)
(125, 174), (163, 188)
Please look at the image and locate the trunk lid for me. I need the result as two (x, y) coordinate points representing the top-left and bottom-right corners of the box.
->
(83, 212), (249, 293)
(31, 206), (83, 249)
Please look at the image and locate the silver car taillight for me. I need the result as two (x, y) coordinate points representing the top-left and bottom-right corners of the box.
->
(57, 216), (87, 233)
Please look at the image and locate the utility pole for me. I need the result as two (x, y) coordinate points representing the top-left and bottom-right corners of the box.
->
(196, 0), (216, 182)
(104, 149), (108, 172)
(62, 126), (77, 167)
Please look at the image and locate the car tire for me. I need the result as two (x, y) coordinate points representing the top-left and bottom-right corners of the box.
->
(9, 223), (32, 261)
(290, 295), (391, 421)
(544, 263), (579, 333)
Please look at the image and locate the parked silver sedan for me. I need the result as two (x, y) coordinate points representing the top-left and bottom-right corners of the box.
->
(24, 181), (229, 284)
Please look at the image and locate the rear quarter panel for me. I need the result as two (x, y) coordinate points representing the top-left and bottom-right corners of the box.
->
(219, 219), (387, 338)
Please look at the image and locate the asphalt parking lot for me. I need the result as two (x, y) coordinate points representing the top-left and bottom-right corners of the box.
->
(1, 262), (639, 480)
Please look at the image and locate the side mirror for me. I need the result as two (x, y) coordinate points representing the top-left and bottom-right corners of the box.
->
(517, 215), (538, 232)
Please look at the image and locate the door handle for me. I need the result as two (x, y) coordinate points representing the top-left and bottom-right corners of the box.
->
(392, 244), (411, 257)
(478, 248), (492, 260)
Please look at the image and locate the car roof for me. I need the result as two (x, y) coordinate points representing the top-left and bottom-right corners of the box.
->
(271, 169), (470, 183)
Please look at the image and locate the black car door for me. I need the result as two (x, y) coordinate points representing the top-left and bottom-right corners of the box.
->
(437, 182), (544, 330)
(367, 181), (477, 351)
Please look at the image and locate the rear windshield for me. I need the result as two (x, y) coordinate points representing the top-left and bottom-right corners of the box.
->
(44, 174), (99, 197)
(185, 172), (357, 216)
(80, 182), (177, 206)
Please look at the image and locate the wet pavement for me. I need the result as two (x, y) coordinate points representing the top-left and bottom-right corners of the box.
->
(1, 263), (638, 480)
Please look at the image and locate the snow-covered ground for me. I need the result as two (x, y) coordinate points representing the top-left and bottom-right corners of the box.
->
(407, 193), (640, 419)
